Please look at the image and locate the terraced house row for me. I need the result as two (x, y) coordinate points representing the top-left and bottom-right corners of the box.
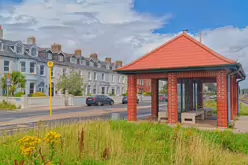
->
(0, 26), (135, 96)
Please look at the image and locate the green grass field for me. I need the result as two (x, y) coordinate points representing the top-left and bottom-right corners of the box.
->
(0, 121), (248, 165)
(204, 100), (248, 116)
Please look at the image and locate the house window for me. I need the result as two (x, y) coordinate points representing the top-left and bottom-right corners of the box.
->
(30, 62), (36, 73)
(47, 52), (52, 60)
(118, 76), (121, 83)
(70, 57), (76, 64)
(58, 55), (63, 61)
(16, 44), (23, 54)
(101, 87), (105, 94)
(94, 72), (97, 80)
(101, 73), (105, 81)
(122, 76), (125, 83)
(106, 64), (109, 70)
(112, 75), (114, 82)
(88, 72), (91, 80)
(90, 61), (94, 67)
(111, 88), (115, 95)
(0, 41), (3, 51)
(38, 82), (45, 93)
(29, 83), (35, 94)
(93, 88), (96, 94)
(4, 60), (9, 72)
(40, 65), (45, 76)
(31, 47), (36, 56)
(80, 58), (84, 65)
(20, 61), (26, 72)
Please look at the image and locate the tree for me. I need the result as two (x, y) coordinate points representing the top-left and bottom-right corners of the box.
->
(1, 71), (26, 96)
(160, 83), (168, 94)
(56, 72), (85, 105)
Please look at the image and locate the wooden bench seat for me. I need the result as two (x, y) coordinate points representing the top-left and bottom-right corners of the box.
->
(181, 111), (204, 124)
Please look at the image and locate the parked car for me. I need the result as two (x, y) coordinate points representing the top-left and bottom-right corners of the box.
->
(86, 95), (114, 106)
(122, 96), (139, 104)
(159, 94), (168, 102)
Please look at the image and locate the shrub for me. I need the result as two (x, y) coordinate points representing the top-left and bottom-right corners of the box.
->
(143, 92), (152, 96)
(28, 93), (33, 97)
(122, 93), (128, 96)
(0, 100), (20, 110)
(32, 92), (46, 97)
(109, 93), (115, 96)
(14, 92), (24, 97)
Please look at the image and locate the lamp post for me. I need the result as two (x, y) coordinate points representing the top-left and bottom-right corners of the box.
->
(47, 61), (54, 116)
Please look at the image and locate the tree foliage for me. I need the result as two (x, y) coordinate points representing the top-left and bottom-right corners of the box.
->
(56, 72), (85, 96)
(1, 71), (26, 96)
(160, 83), (168, 94)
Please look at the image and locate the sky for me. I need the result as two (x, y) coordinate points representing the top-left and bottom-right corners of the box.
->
(0, 0), (248, 88)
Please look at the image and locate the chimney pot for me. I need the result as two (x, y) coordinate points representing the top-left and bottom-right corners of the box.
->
(115, 60), (123, 67)
(27, 36), (36, 45)
(51, 43), (62, 53)
(75, 49), (82, 56)
(90, 53), (98, 61)
(105, 57), (112, 63)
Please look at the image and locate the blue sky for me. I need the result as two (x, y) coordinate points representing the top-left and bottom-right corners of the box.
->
(134, 0), (248, 34)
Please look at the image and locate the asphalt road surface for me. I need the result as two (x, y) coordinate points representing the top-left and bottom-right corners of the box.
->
(0, 102), (167, 123)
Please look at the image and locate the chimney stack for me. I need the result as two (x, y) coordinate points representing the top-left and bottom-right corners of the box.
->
(90, 53), (98, 61)
(105, 57), (112, 63)
(115, 60), (123, 67)
(27, 36), (36, 45)
(0, 26), (3, 39)
(51, 43), (62, 53)
(75, 49), (82, 57)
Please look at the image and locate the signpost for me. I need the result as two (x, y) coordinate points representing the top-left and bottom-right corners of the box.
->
(47, 61), (54, 116)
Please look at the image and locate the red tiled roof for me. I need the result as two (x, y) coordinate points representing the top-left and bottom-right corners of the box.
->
(117, 32), (237, 71)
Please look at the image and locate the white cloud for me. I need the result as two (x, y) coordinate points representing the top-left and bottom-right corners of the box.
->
(0, 0), (247, 87)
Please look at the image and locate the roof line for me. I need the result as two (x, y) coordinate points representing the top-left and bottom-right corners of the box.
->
(118, 33), (184, 71)
(182, 33), (237, 64)
(117, 32), (237, 71)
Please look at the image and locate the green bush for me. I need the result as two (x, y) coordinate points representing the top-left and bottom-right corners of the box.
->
(28, 93), (33, 97)
(143, 92), (152, 96)
(69, 90), (83, 96)
(14, 92), (24, 97)
(32, 92), (46, 97)
(109, 93), (115, 96)
(0, 100), (20, 110)
(122, 93), (128, 96)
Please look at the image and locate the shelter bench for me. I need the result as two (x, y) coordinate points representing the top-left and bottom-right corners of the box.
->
(158, 109), (168, 122)
(197, 108), (213, 119)
(181, 111), (204, 124)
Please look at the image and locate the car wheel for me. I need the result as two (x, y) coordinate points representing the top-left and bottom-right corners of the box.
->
(97, 101), (101, 106)
(87, 104), (91, 106)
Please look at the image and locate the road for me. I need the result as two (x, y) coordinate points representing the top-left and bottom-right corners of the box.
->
(0, 102), (166, 123)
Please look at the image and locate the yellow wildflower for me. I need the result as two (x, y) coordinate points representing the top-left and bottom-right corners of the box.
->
(44, 131), (61, 145)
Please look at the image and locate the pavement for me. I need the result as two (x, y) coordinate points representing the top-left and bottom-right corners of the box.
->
(0, 102), (167, 126)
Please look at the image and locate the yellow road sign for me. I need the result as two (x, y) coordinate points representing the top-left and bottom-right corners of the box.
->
(47, 61), (54, 68)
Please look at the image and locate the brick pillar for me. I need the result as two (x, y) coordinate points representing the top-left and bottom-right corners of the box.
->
(127, 75), (137, 121)
(189, 79), (194, 110)
(168, 73), (178, 124)
(197, 82), (203, 108)
(151, 79), (158, 118)
(184, 80), (189, 111)
(216, 70), (228, 128)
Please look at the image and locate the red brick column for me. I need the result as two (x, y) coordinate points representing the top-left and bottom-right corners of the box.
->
(168, 73), (178, 124)
(216, 70), (228, 128)
(151, 79), (158, 118)
(127, 75), (137, 121)
(184, 80), (189, 111)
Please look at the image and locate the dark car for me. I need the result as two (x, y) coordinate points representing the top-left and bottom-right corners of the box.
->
(122, 96), (139, 104)
(86, 95), (114, 106)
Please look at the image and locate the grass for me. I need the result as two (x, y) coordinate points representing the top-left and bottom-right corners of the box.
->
(0, 121), (248, 165)
(204, 100), (248, 116)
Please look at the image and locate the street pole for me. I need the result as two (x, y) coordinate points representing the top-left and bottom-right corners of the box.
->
(47, 61), (54, 117)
